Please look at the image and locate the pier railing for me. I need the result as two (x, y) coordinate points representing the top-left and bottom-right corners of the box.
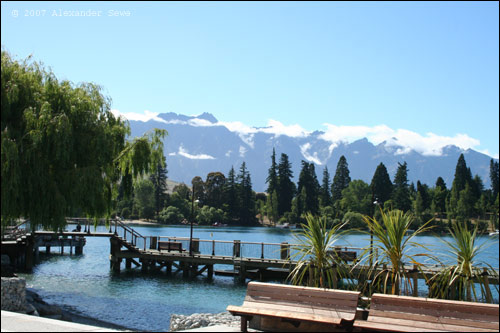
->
(148, 235), (363, 261)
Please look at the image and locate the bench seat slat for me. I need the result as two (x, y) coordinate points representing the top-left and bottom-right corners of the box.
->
(353, 320), (448, 332)
(359, 315), (498, 332)
(368, 309), (498, 330)
(227, 305), (346, 325)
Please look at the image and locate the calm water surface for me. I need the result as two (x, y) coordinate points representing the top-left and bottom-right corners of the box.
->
(19, 224), (499, 331)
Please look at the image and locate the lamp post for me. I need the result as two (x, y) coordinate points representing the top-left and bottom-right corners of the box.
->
(189, 188), (199, 256)
(370, 198), (381, 267)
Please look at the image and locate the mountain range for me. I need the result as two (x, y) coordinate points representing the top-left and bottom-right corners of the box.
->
(127, 112), (496, 192)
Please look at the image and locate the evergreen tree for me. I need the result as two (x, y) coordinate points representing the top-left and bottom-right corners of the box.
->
(370, 163), (393, 205)
(266, 190), (279, 225)
(319, 166), (332, 208)
(416, 181), (430, 211)
(331, 156), (351, 204)
(277, 153), (295, 216)
(237, 162), (256, 225)
(266, 148), (278, 194)
(224, 166), (239, 222)
(449, 154), (473, 217)
(436, 177), (447, 190)
(392, 162), (412, 212)
(433, 177), (448, 214)
(297, 161), (320, 215)
(149, 158), (168, 222)
(489, 159), (499, 199)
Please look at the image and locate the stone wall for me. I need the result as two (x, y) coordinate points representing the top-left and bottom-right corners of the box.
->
(1, 277), (27, 312)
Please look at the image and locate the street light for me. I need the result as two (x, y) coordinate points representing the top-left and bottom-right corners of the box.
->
(370, 198), (380, 267)
(189, 188), (199, 256)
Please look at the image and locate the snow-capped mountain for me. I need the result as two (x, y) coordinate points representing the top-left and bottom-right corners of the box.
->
(126, 112), (496, 192)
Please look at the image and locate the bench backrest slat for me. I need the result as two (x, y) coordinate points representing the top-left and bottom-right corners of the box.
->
(245, 282), (360, 313)
(370, 294), (499, 327)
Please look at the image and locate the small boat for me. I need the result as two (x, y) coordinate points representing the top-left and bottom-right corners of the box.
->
(212, 222), (228, 227)
(277, 223), (290, 229)
(489, 230), (499, 236)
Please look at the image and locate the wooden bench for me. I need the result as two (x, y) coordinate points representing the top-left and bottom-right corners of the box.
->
(327, 249), (357, 262)
(157, 241), (184, 252)
(227, 281), (361, 332)
(353, 293), (499, 332)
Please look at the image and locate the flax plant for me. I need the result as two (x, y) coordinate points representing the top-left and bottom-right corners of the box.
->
(428, 221), (498, 302)
(355, 209), (435, 296)
(288, 213), (350, 289)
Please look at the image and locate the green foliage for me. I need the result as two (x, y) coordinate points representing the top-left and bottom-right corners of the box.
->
(1, 51), (166, 230)
(277, 153), (295, 216)
(340, 180), (372, 216)
(134, 179), (155, 220)
(297, 161), (320, 216)
(392, 162), (412, 212)
(490, 159), (499, 199)
(205, 172), (226, 209)
(196, 206), (225, 225)
(356, 209), (435, 296)
(159, 206), (184, 224)
(370, 163), (393, 205)
(428, 221), (498, 302)
(319, 166), (332, 208)
(342, 211), (365, 229)
(288, 214), (349, 288)
(237, 162), (256, 225)
(332, 156), (351, 205)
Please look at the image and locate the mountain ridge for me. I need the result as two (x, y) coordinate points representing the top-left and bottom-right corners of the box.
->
(127, 112), (497, 192)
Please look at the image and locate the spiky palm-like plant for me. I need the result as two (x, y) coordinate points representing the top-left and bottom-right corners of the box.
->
(288, 213), (349, 288)
(356, 209), (435, 296)
(428, 221), (498, 302)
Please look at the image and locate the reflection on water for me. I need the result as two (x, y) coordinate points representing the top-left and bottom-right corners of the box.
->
(19, 224), (499, 331)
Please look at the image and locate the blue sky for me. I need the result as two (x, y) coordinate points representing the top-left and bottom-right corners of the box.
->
(2, 1), (498, 158)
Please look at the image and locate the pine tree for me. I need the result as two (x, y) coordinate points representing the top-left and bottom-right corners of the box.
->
(277, 153), (295, 216)
(320, 166), (331, 208)
(331, 156), (351, 204)
(392, 162), (411, 212)
(370, 163), (393, 204)
(266, 148), (278, 194)
(416, 181), (430, 211)
(449, 154), (473, 217)
(433, 177), (448, 214)
(237, 162), (256, 225)
(297, 161), (320, 215)
(224, 166), (239, 222)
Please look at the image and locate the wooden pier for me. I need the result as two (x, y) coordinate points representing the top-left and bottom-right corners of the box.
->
(2, 219), (498, 302)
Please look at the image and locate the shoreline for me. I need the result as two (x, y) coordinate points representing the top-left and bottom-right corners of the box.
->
(25, 287), (133, 331)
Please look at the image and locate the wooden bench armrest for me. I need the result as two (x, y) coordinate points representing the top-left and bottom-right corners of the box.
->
(226, 305), (348, 325)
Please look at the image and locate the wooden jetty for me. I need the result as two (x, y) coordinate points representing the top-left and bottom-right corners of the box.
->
(2, 218), (498, 302)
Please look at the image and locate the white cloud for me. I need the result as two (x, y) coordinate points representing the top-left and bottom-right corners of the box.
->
(177, 146), (215, 160)
(320, 124), (483, 157)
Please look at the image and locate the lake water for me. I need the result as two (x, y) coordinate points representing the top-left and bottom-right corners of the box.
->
(19, 224), (499, 331)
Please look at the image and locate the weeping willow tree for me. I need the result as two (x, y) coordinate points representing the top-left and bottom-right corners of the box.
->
(1, 50), (166, 231)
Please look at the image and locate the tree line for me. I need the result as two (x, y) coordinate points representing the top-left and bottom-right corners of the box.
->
(118, 146), (499, 232)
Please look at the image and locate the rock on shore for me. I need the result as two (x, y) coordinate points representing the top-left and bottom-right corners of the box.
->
(170, 312), (240, 331)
